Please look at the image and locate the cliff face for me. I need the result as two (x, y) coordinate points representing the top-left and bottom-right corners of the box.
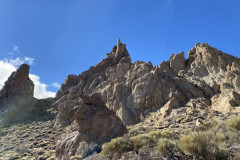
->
(52, 40), (240, 159)
(55, 41), (240, 127)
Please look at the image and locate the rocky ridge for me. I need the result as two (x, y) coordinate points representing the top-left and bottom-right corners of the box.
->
(55, 40), (240, 126)
(0, 39), (240, 159)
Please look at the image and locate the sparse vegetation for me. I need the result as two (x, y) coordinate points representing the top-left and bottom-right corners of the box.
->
(130, 134), (151, 151)
(100, 137), (133, 157)
(161, 129), (176, 139)
(156, 138), (175, 156)
(147, 130), (161, 142)
(227, 117), (240, 131)
(128, 126), (146, 137)
(178, 131), (230, 160)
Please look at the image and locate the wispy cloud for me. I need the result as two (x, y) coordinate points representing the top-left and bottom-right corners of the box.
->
(3, 57), (34, 67)
(6, 57), (24, 67)
(24, 57), (34, 65)
(52, 82), (61, 88)
(13, 45), (19, 53)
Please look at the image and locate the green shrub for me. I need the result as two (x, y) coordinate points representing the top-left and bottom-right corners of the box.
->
(147, 130), (161, 142)
(178, 131), (218, 160)
(161, 130), (175, 139)
(156, 138), (175, 156)
(227, 117), (240, 131)
(195, 119), (218, 131)
(100, 137), (133, 157)
(215, 145), (230, 160)
(128, 127), (146, 137)
(216, 133), (226, 142)
(130, 134), (151, 151)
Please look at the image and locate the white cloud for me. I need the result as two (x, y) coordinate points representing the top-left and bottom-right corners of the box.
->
(24, 57), (34, 65)
(52, 82), (61, 88)
(0, 60), (16, 89)
(7, 57), (24, 67)
(3, 57), (34, 67)
(29, 74), (56, 98)
(0, 58), (56, 99)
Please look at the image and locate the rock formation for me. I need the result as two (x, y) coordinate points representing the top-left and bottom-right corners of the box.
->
(55, 40), (240, 128)
(0, 64), (54, 126)
(0, 64), (35, 125)
(0, 64), (34, 110)
(1, 39), (240, 159)
(51, 40), (240, 158)
(56, 93), (128, 159)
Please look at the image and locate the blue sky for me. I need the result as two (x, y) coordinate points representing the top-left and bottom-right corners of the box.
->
(0, 0), (240, 97)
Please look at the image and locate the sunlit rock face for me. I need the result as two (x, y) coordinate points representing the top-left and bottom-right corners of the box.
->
(2, 40), (240, 159)
(54, 40), (240, 158)
(55, 40), (240, 127)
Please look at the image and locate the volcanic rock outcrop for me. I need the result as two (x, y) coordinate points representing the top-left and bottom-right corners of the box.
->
(0, 64), (54, 126)
(0, 64), (35, 125)
(0, 64), (34, 109)
(53, 40), (240, 158)
(56, 93), (128, 159)
(55, 40), (240, 128)
(1, 39), (240, 159)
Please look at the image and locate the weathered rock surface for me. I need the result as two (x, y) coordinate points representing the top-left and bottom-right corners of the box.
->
(0, 64), (34, 110)
(1, 39), (240, 159)
(54, 40), (240, 158)
(0, 64), (55, 126)
(55, 40), (240, 127)
(0, 64), (35, 125)
(55, 93), (127, 159)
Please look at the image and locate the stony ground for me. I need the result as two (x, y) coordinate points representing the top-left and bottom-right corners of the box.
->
(94, 108), (240, 160)
(0, 119), (63, 160)
(0, 105), (239, 160)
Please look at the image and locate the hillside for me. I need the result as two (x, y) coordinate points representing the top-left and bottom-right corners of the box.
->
(0, 40), (240, 160)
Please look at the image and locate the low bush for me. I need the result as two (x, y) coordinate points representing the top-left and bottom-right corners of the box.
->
(147, 130), (161, 142)
(128, 127), (146, 137)
(227, 117), (240, 131)
(156, 138), (175, 156)
(215, 145), (230, 160)
(130, 134), (152, 151)
(100, 137), (133, 157)
(195, 119), (218, 131)
(216, 133), (226, 142)
(178, 131), (226, 160)
(161, 130), (176, 139)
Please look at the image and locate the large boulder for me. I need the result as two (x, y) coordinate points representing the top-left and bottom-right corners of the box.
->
(56, 93), (128, 159)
